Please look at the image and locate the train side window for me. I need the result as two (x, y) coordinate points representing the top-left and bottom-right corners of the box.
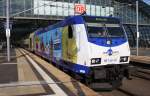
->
(68, 25), (73, 38)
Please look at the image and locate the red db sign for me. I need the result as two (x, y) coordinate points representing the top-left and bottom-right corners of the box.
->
(75, 4), (86, 14)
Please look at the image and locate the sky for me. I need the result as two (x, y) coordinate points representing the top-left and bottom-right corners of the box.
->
(143, 0), (150, 5)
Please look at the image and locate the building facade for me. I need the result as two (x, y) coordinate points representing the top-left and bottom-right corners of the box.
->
(0, 0), (150, 47)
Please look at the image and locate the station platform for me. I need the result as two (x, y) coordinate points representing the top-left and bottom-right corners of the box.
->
(131, 55), (150, 64)
(0, 48), (100, 96)
(130, 55), (150, 68)
(130, 48), (150, 68)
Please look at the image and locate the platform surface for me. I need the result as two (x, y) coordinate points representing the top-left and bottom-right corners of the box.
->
(130, 55), (150, 64)
(130, 48), (150, 65)
(0, 48), (100, 96)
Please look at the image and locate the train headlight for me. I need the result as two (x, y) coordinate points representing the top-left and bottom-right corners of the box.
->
(91, 58), (101, 64)
(120, 56), (128, 62)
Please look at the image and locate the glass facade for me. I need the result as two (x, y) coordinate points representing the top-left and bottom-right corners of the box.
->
(0, 0), (114, 18)
(0, 0), (149, 24)
(113, 1), (150, 24)
(32, 0), (114, 17)
(124, 24), (150, 48)
(0, 0), (150, 48)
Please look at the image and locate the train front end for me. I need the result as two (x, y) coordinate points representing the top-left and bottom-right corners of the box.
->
(84, 16), (130, 87)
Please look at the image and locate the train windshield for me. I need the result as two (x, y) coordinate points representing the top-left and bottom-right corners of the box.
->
(86, 23), (125, 38)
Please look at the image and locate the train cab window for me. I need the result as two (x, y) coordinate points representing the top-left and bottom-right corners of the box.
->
(68, 25), (73, 38)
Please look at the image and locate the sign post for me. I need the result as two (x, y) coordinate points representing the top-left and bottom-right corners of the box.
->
(6, 0), (10, 62)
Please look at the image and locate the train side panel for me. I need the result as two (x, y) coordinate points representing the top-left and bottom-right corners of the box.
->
(61, 24), (91, 74)
(32, 23), (91, 74)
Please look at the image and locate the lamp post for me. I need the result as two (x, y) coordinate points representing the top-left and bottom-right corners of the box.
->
(136, 0), (139, 56)
(6, 0), (10, 62)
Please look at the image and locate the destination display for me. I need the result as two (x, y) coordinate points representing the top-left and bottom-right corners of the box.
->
(83, 16), (120, 24)
(86, 23), (120, 27)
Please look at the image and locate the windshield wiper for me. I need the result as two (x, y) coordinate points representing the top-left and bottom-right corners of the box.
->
(103, 24), (110, 38)
(103, 24), (112, 45)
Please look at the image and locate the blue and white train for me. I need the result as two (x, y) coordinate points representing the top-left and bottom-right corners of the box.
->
(28, 15), (130, 88)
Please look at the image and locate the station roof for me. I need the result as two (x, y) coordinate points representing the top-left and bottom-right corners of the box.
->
(0, 0), (150, 42)
(115, 0), (150, 17)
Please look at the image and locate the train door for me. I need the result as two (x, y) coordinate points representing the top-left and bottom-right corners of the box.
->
(29, 38), (32, 50)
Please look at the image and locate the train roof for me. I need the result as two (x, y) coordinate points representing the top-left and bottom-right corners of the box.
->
(45, 16), (85, 30)
(35, 15), (121, 35)
(35, 16), (85, 35)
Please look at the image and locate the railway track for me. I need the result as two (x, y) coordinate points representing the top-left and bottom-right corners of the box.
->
(98, 65), (150, 96)
(98, 87), (137, 96)
(116, 88), (136, 96)
(130, 66), (150, 81)
(22, 49), (150, 96)
(131, 74), (150, 81)
(137, 69), (150, 75)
